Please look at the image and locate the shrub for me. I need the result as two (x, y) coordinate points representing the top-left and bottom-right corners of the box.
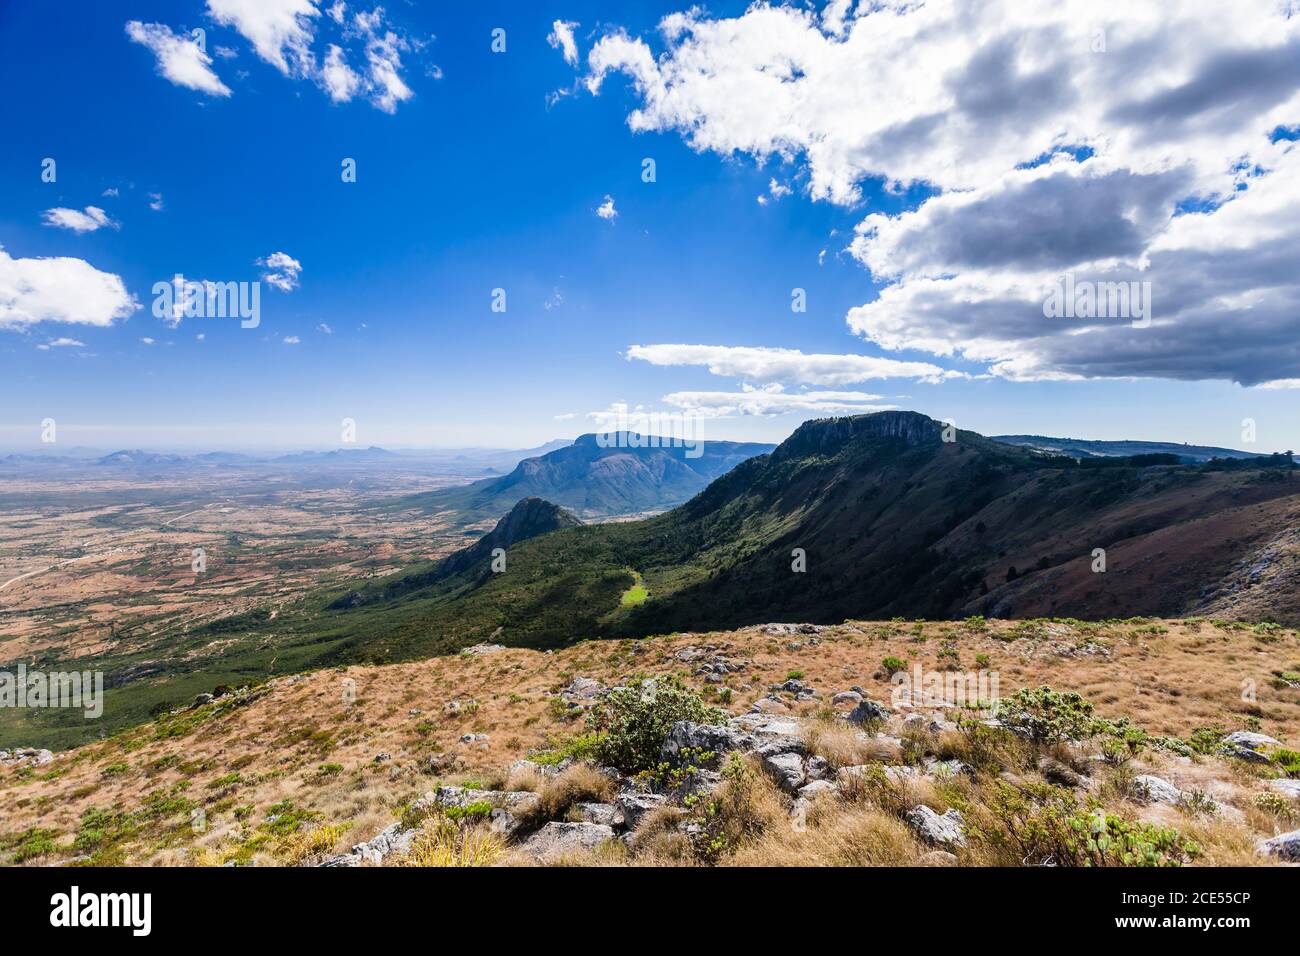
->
(996, 686), (1102, 743)
(587, 675), (725, 773)
(978, 781), (1199, 867)
(401, 817), (505, 867)
(881, 656), (907, 676)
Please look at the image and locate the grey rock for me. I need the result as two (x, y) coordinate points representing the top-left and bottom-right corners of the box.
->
(461, 643), (505, 655)
(616, 791), (667, 830)
(731, 712), (803, 740)
(519, 822), (616, 863)
(1267, 779), (1300, 800)
(797, 779), (837, 800)
(1257, 829), (1300, 862)
(1223, 731), (1281, 751)
(661, 721), (754, 761)
(763, 752), (806, 793)
(906, 805), (967, 848)
(831, 691), (863, 707)
(562, 676), (605, 701)
(459, 733), (489, 744)
(191, 693), (214, 709)
(847, 698), (890, 725)
(919, 850), (959, 866)
(574, 802), (621, 827)
(749, 695), (790, 714)
(433, 786), (540, 816)
(807, 755), (832, 780)
(1135, 774), (1183, 804)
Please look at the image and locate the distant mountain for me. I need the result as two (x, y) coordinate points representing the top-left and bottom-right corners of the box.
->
(993, 434), (1268, 463)
(96, 450), (189, 466)
(400, 433), (775, 522)
(313, 411), (1300, 660)
(329, 497), (581, 610)
(272, 446), (399, 463)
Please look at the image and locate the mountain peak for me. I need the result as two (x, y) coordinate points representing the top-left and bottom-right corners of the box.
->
(773, 410), (942, 461)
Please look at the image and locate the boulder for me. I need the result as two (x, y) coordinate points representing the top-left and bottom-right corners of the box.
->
(562, 677), (605, 701)
(797, 779), (837, 800)
(906, 805), (967, 848)
(1257, 829), (1300, 862)
(574, 802), (621, 827)
(806, 755), (832, 780)
(1267, 779), (1300, 800)
(519, 822), (616, 863)
(1134, 774), (1184, 804)
(615, 791), (667, 830)
(661, 721), (754, 761)
(762, 752), (806, 793)
(831, 690), (863, 707)
(432, 786), (540, 835)
(918, 850), (959, 866)
(1221, 731), (1281, 763)
(847, 698), (890, 725)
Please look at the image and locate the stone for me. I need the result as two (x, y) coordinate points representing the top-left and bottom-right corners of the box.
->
(847, 698), (890, 725)
(320, 821), (419, 867)
(562, 677), (605, 701)
(749, 696), (790, 714)
(373, 752), (392, 763)
(906, 805), (967, 848)
(461, 643), (505, 655)
(831, 691), (863, 707)
(519, 822), (616, 863)
(191, 693), (213, 709)
(807, 755), (832, 780)
(433, 786), (540, 818)
(1257, 829), (1300, 862)
(731, 712), (803, 740)
(1134, 774), (1183, 804)
(1223, 731), (1282, 750)
(763, 752), (806, 793)
(925, 759), (970, 779)
(661, 721), (754, 761)
(1267, 779), (1300, 800)
(797, 779), (837, 800)
(615, 791), (667, 830)
(574, 802), (621, 827)
(459, 733), (489, 744)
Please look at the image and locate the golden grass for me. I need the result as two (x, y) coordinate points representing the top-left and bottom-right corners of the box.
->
(401, 817), (506, 867)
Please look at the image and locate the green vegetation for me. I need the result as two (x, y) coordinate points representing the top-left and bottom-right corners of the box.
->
(620, 570), (648, 607)
(587, 675), (726, 773)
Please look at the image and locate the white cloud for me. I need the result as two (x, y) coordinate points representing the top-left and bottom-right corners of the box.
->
(584, 1), (1300, 386)
(548, 20), (580, 67)
(364, 29), (414, 113)
(327, 2), (346, 26)
(316, 322), (333, 334)
(257, 251), (302, 292)
(283, 335), (301, 344)
(148, 192), (164, 212)
(125, 21), (232, 96)
(321, 44), (361, 102)
(141, 337), (156, 345)
(36, 337), (86, 350)
(553, 412), (577, 421)
(596, 195), (618, 220)
(0, 246), (138, 330)
(206, 0), (319, 77)
(660, 385), (894, 418)
(102, 188), (120, 197)
(42, 206), (119, 234)
(626, 343), (961, 385)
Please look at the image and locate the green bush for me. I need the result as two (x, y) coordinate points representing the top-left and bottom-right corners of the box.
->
(882, 656), (907, 676)
(996, 686), (1102, 742)
(979, 781), (1199, 867)
(587, 675), (725, 773)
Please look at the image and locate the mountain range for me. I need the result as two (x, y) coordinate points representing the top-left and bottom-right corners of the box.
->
(992, 435), (1277, 462)
(313, 411), (1300, 662)
(397, 432), (776, 523)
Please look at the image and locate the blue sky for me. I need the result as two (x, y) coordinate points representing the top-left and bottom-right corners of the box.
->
(2, 1), (1299, 452)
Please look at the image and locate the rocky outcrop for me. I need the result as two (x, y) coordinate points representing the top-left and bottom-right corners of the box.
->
(906, 806), (967, 848)
(1257, 829), (1300, 862)
(518, 822), (616, 863)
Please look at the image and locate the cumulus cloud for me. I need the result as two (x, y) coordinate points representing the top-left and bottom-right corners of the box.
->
(206, 0), (319, 77)
(125, 21), (232, 96)
(42, 206), (119, 234)
(0, 246), (138, 330)
(548, 20), (580, 67)
(321, 44), (362, 102)
(257, 251), (302, 292)
(583, 1), (1300, 387)
(596, 195), (618, 220)
(626, 343), (960, 385)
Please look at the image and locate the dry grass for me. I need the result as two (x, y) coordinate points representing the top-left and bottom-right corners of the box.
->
(728, 803), (921, 866)
(526, 764), (616, 825)
(805, 717), (901, 768)
(401, 817), (506, 867)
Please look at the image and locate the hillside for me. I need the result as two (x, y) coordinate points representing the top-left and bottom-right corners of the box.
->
(399, 433), (775, 523)
(4, 617), (1297, 868)
(312, 411), (1300, 661)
